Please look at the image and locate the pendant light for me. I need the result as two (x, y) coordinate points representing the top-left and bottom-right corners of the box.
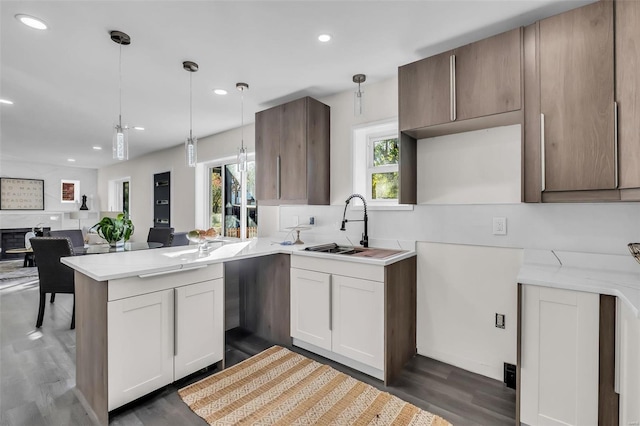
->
(111, 31), (131, 161)
(353, 73), (366, 116)
(183, 61), (199, 167)
(236, 82), (249, 172)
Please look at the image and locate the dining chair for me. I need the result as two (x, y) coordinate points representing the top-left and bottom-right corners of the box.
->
(147, 227), (174, 247)
(48, 229), (85, 248)
(29, 237), (76, 329)
(169, 231), (189, 246)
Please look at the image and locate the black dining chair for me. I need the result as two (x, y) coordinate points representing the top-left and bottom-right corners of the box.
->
(29, 237), (76, 329)
(48, 229), (85, 248)
(168, 231), (189, 247)
(147, 227), (174, 247)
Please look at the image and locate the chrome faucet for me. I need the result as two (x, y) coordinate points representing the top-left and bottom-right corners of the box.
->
(340, 194), (368, 247)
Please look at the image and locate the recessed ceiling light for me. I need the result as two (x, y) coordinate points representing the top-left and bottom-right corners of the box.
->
(15, 14), (47, 30)
(67, 158), (76, 162)
(318, 34), (331, 43)
(133, 126), (145, 131)
(0, 99), (13, 105)
(92, 146), (102, 150)
(213, 89), (228, 95)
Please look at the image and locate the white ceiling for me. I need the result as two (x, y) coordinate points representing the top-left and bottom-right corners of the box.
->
(1, 0), (594, 169)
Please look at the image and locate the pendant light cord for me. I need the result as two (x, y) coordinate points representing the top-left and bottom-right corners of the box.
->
(189, 71), (193, 140)
(118, 41), (123, 128)
(240, 88), (244, 150)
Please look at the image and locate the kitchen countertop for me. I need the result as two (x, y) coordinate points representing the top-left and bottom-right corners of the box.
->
(61, 237), (416, 282)
(517, 249), (640, 318)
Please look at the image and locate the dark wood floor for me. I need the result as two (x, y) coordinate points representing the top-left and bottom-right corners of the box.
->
(0, 278), (515, 425)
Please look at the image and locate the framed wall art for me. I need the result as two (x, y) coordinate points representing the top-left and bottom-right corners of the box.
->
(0, 177), (45, 210)
(61, 179), (80, 203)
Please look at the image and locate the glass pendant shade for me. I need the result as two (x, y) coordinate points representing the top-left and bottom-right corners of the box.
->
(354, 89), (364, 116)
(238, 146), (247, 172)
(186, 134), (197, 167)
(113, 122), (128, 160)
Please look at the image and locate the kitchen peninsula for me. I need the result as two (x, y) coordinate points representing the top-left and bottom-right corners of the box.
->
(62, 238), (417, 425)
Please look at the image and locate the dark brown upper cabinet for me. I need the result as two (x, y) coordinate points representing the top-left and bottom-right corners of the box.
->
(255, 96), (330, 205)
(522, 1), (640, 203)
(398, 28), (522, 136)
(540, 1), (615, 195)
(616, 0), (640, 200)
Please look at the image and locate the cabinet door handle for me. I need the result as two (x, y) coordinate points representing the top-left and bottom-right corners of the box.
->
(614, 102), (619, 189)
(540, 113), (546, 192)
(173, 288), (178, 357)
(328, 275), (332, 331)
(450, 54), (457, 122)
(276, 155), (281, 199)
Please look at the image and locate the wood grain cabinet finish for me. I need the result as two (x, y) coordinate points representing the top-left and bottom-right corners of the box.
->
(399, 51), (452, 131)
(454, 28), (522, 121)
(616, 0), (640, 194)
(539, 1), (616, 194)
(255, 96), (330, 205)
(398, 28), (521, 133)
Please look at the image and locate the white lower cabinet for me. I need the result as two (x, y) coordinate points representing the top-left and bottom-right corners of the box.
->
(290, 268), (332, 351)
(290, 263), (384, 374)
(108, 289), (174, 411)
(107, 277), (224, 410)
(174, 279), (224, 380)
(331, 275), (383, 369)
(520, 285), (600, 426)
(619, 298), (640, 426)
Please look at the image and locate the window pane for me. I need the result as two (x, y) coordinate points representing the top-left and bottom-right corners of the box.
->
(210, 167), (223, 235)
(372, 138), (399, 167)
(371, 172), (398, 199)
(224, 164), (242, 237)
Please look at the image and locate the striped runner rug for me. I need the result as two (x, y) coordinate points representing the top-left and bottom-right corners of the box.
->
(179, 345), (452, 425)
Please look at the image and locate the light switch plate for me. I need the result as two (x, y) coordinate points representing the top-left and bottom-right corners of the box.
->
(493, 217), (507, 235)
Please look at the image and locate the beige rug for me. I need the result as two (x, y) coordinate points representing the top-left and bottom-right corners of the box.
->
(179, 346), (452, 425)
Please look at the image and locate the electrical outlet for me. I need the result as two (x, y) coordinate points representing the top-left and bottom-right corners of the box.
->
(492, 217), (507, 235)
(495, 313), (505, 329)
(309, 216), (316, 226)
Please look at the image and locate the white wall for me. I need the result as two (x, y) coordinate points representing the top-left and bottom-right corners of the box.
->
(0, 160), (98, 231)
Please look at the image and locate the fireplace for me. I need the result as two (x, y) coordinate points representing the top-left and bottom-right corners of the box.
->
(1, 227), (51, 260)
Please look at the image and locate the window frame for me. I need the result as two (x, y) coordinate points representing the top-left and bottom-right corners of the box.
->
(352, 118), (412, 210)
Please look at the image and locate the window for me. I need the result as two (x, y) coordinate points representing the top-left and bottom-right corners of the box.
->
(209, 160), (257, 238)
(352, 119), (409, 209)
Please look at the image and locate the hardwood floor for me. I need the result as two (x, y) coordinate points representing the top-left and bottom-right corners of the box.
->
(0, 279), (515, 425)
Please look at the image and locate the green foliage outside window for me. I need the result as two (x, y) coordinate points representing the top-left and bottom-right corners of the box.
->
(371, 138), (399, 199)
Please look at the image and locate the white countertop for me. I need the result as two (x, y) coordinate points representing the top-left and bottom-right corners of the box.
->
(61, 237), (416, 282)
(517, 249), (640, 318)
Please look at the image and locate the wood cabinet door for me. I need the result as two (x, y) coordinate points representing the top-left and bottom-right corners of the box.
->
(290, 267), (331, 351)
(174, 279), (224, 380)
(520, 286), (599, 426)
(455, 28), (522, 121)
(398, 51), (452, 131)
(616, 0), (640, 189)
(107, 289), (174, 411)
(331, 275), (384, 370)
(255, 105), (281, 201)
(540, 1), (616, 192)
(280, 97), (307, 201)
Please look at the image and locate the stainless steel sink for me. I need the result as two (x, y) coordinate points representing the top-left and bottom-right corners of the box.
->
(304, 243), (366, 255)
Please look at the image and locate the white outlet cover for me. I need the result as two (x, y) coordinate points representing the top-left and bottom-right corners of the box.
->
(492, 217), (507, 235)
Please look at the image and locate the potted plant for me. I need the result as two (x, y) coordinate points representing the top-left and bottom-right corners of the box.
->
(93, 213), (134, 247)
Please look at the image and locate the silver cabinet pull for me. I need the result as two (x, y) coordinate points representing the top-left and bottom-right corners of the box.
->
(450, 54), (457, 121)
(614, 102), (619, 189)
(276, 155), (281, 199)
(328, 275), (332, 331)
(540, 113), (546, 192)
